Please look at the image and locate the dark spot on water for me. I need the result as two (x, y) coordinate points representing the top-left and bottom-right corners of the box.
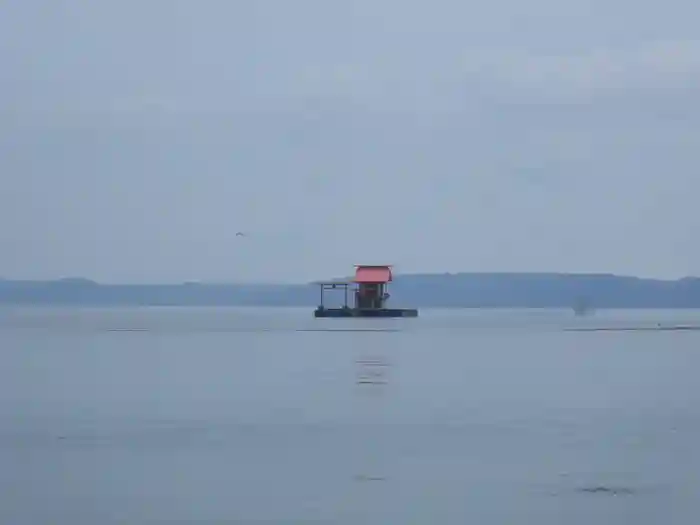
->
(354, 474), (386, 482)
(565, 325), (700, 332)
(296, 328), (401, 332)
(577, 486), (636, 495)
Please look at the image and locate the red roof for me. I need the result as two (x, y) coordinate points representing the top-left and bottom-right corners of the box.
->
(354, 265), (392, 283)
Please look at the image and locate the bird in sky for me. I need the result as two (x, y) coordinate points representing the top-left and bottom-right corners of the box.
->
(235, 232), (246, 237)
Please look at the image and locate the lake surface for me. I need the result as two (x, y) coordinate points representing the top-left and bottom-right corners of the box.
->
(1, 306), (700, 524)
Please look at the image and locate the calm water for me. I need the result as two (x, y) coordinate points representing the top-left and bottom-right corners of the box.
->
(1, 307), (700, 524)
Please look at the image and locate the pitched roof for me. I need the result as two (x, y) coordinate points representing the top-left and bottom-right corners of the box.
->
(354, 265), (392, 283)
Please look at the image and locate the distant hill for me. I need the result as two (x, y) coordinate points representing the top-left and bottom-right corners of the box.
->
(2, 273), (700, 308)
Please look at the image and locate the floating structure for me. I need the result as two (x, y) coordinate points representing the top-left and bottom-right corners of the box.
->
(314, 265), (418, 318)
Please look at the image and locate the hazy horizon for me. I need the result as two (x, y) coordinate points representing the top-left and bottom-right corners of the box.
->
(2, 1), (699, 283)
(1, 270), (699, 287)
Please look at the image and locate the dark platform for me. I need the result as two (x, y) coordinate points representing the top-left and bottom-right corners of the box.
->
(314, 306), (418, 318)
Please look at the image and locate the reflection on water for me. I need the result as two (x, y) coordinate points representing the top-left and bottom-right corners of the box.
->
(355, 356), (390, 385)
(353, 355), (391, 490)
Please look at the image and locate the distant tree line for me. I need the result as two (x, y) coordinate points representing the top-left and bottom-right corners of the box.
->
(1, 273), (700, 308)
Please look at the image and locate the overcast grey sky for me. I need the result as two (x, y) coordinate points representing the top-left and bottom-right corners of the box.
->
(1, 0), (699, 283)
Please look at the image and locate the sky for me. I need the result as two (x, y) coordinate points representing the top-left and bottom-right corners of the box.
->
(1, 0), (699, 283)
